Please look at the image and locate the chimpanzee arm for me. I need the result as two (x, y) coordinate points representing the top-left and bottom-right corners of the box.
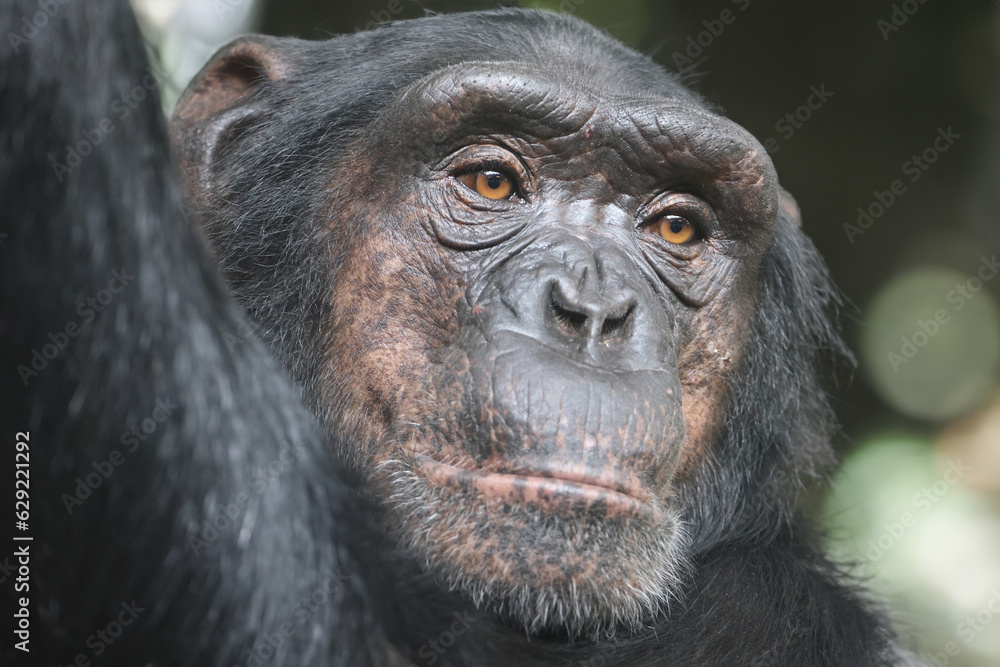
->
(0, 2), (414, 665)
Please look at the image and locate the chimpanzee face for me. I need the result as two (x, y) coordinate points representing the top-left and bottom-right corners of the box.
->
(321, 63), (776, 635)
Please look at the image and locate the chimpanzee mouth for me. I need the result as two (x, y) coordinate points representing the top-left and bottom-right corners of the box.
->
(413, 454), (660, 519)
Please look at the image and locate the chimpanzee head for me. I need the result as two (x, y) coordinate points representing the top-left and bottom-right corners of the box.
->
(172, 9), (843, 638)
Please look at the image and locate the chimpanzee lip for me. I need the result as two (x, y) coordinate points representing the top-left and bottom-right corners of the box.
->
(413, 455), (658, 519)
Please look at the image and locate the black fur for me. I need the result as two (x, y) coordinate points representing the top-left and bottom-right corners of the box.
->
(0, 2), (914, 665)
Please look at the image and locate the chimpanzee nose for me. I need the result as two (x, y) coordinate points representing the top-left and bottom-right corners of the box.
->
(546, 279), (637, 347)
(512, 231), (659, 364)
(482, 230), (669, 369)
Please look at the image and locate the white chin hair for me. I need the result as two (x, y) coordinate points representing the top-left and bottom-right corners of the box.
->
(379, 458), (691, 640)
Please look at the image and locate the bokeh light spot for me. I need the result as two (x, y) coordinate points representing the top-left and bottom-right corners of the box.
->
(862, 267), (1000, 421)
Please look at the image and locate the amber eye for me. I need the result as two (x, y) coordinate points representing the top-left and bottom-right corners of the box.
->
(650, 215), (697, 245)
(459, 170), (515, 200)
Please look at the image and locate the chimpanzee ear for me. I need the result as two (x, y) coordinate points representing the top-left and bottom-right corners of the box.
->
(171, 35), (289, 182)
(777, 186), (803, 228)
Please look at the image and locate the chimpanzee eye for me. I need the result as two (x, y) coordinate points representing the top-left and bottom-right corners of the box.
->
(649, 215), (697, 245)
(459, 169), (515, 200)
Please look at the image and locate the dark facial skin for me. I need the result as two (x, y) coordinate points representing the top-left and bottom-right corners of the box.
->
(319, 63), (780, 635)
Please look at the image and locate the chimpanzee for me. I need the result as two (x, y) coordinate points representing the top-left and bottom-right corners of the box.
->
(0, 1), (918, 665)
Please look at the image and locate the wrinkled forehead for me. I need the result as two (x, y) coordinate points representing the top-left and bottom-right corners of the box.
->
(365, 62), (777, 225)
(397, 61), (713, 137)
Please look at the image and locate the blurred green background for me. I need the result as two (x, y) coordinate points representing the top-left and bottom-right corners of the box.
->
(131, 1), (1000, 664)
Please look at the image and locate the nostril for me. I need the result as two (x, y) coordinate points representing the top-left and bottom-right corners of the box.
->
(550, 299), (589, 336)
(600, 304), (634, 340)
(548, 283), (590, 337)
(547, 281), (637, 344)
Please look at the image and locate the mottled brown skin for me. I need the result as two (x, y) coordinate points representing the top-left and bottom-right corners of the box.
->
(305, 63), (778, 633)
(174, 51), (781, 636)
